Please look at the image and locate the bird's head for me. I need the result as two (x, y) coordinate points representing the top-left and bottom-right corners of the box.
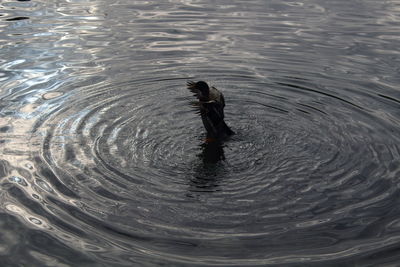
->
(195, 81), (210, 100)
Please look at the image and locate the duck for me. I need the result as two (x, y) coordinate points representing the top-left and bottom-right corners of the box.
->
(187, 81), (235, 142)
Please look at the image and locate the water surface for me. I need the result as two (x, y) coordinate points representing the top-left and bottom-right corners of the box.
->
(1, 0), (400, 266)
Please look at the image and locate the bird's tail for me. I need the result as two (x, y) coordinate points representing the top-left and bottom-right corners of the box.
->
(219, 121), (235, 137)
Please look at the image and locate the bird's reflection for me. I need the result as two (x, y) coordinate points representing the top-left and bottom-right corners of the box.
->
(187, 140), (226, 194)
(198, 140), (225, 164)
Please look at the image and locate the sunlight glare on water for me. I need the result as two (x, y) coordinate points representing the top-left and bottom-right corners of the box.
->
(1, 0), (400, 266)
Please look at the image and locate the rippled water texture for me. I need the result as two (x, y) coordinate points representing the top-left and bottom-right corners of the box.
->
(1, 0), (400, 266)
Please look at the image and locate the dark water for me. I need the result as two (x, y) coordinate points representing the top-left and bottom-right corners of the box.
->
(1, 0), (400, 266)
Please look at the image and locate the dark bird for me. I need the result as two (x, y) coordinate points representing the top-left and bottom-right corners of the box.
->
(187, 81), (234, 142)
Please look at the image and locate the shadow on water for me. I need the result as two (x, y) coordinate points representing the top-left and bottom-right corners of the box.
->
(188, 141), (226, 193)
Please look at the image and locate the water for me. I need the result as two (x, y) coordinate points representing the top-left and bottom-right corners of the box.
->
(1, 0), (400, 266)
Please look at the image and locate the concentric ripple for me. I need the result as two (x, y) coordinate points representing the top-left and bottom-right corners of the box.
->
(1, 0), (400, 266)
(5, 74), (399, 265)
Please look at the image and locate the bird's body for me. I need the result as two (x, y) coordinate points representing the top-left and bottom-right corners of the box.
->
(187, 81), (234, 141)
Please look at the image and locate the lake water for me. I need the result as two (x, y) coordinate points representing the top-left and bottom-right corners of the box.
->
(1, 0), (400, 266)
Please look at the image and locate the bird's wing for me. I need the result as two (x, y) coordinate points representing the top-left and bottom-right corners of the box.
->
(202, 101), (224, 125)
(201, 101), (226, 138)
(187, 81), (204, 100)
